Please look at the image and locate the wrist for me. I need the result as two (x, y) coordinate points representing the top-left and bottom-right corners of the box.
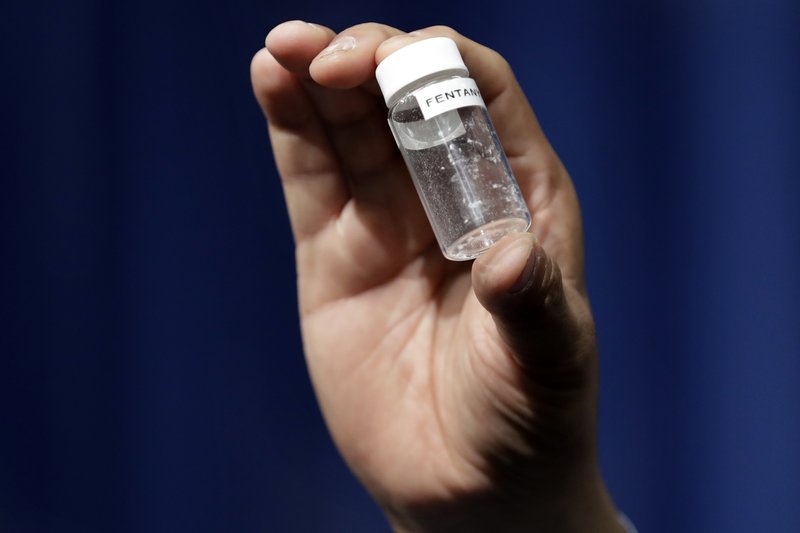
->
(384, 464), (625, 533)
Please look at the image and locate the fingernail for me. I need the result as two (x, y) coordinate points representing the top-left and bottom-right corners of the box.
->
(317, 35), (356, 59)
(508, 239), (538, 294)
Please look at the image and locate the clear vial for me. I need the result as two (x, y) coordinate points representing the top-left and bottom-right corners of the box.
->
(376, 38), (531, 261)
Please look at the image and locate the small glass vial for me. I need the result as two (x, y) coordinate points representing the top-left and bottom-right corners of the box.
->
(376, 37), (531, 261)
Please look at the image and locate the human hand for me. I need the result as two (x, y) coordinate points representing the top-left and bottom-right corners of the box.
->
(251, 21), (623, 532)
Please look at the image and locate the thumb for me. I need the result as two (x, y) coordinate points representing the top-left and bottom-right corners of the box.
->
(472, 233), (589, 381)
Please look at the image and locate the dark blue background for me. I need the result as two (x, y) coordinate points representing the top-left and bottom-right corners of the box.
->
(2, 1), (798, 532)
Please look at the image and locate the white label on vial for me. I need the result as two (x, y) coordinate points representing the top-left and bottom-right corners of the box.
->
(412, 78), (486, 121)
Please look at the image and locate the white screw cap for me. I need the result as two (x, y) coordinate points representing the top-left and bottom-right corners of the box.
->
(375, 37), (469, 106)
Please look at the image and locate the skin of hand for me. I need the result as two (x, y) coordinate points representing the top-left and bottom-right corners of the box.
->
(251, 21), (624, 533)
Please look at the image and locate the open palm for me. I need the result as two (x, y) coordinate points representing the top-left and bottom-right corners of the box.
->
(252, 21), (621, 532)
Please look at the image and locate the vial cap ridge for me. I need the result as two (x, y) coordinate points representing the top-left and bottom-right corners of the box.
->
(375, 37), (469, 106)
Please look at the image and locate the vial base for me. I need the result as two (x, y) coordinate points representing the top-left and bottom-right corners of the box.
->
(444, 216), (531, 261)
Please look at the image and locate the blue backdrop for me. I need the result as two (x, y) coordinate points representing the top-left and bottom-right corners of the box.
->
(2, 1), (798, 532)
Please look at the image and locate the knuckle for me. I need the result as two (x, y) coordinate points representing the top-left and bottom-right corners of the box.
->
(421, 25), (460, 39)
(489, 49), (513, 74)
(342, 21), (372, 31)
(343, 22), (400, 40)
